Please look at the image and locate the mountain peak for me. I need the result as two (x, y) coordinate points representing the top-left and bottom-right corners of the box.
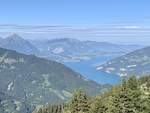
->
(10, 33), (19, 37)
(1, 33), (39, 54)
(6, 33), (23, 40)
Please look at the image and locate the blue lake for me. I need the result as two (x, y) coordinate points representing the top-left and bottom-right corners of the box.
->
(63, 55), (121, 85)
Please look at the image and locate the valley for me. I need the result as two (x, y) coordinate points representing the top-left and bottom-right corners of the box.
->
(0, 34), (144, 84)
(64, 55), (121, 84)
(0, 34), (145, 113)
(0, 35), (149, 113)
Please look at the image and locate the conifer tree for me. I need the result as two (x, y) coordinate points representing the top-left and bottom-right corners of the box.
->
(68, 89), (90, 113)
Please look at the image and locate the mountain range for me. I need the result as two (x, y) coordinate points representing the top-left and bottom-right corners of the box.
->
(0, 34), (144, 84)
(0, 34), (143, 63)
(97, 47), (150, 77)
(31, 38), (143, 62)
(0, 34), (149, 113)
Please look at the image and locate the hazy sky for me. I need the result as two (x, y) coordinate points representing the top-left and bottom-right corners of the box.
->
(0, 0), (150, 45)
(0, 0), (150, 26)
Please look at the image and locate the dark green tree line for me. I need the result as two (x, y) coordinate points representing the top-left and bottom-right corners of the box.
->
(34, 76), (150, 113)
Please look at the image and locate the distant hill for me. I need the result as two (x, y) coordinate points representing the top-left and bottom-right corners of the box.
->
(0, 34), (39, 55)
(96, 47), (150, 77)
(0, 47), (109, 113)
(31, 38), (143, 62)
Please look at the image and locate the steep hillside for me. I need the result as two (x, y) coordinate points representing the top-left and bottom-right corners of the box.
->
(0, 47), (109, 113)
(97, 47), (150, 77)
(34, 76), (150, 113)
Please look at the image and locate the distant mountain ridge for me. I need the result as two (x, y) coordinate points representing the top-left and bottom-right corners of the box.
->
(0, 34), (143, 63)
(0, 34), (39, 55)
(0, 47), (109, 113)
(33, 38), (142, 53)
(97, 47), (150, 77)
(30, 37), (143, 62)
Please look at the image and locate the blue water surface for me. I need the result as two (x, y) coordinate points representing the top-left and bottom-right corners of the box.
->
(63, 55), (121, 85)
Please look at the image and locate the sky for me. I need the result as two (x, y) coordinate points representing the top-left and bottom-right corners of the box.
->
(0, 0), (150, 45)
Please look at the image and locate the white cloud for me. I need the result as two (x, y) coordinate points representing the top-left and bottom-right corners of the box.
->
(116, 25), (141, 29)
